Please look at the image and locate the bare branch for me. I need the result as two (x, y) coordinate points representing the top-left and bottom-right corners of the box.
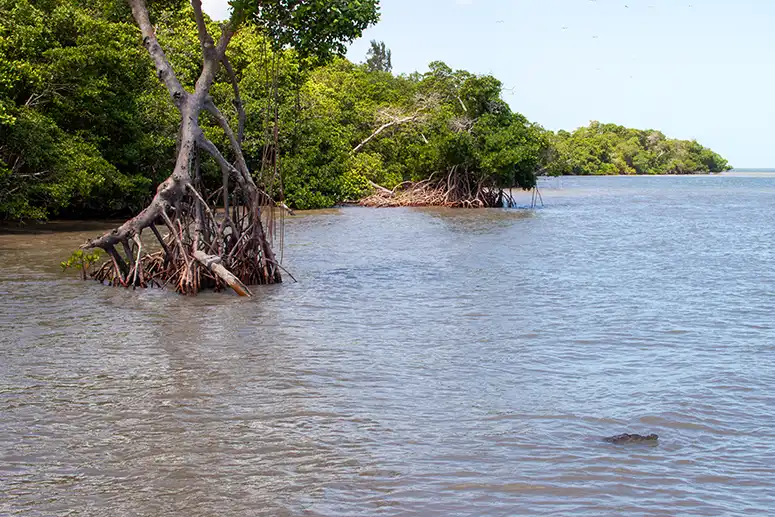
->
(197, 134), (274, 206)
(106, 245), (128, 282)
(191, 0), (215, 56)
(353, 114), (420, 154)
(197, 135), (242, 185)
(131, 234), (143, 286)
(149, 223), (172, 260)
(25, 91), (46, 107)
(126, 0), (188, 106)
(204, 100), (253, 184)
(186, 183), (218, 230)
(353, 95), (438, 154)
(214, 23), (237, 60)
(190, 0), (231, 103)
(450, 116), (476, 133)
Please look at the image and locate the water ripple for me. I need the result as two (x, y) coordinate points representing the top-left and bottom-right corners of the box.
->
(2, 176), (775, 515)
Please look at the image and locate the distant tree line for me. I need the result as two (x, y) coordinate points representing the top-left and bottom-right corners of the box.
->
(543, 121), (731, 176)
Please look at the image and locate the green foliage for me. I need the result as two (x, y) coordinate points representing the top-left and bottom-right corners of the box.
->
(0, 0), (732, 218)
(473, 113), (544, 190)
(232, 0), (380, 61)
(349, 151), (397, 187)
(400, 63), (543, 192)
(365, 40), (391, 73)
(61, 248), (105, 279)
(543, 121), (732, 176)
(0, 0), (173, 220)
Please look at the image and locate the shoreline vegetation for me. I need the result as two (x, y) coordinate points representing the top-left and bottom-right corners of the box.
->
(1, 0), (733, 295)
(0, 0), (732, 222)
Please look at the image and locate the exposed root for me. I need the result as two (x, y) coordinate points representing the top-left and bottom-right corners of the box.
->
(359, 168), (524, 208)
(89, 216), (279, 296)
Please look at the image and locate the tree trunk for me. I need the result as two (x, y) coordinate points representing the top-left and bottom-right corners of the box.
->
(83, 0), (281, 295)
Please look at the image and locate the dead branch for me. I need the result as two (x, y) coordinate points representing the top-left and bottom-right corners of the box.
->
(353, 113), (420, 154)
(193, 251), (252, 297)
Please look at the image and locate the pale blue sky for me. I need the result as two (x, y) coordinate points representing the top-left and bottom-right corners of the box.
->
(201, 0), (775, 167)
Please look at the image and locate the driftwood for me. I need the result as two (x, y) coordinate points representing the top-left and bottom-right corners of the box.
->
(193, 251), (252, 297)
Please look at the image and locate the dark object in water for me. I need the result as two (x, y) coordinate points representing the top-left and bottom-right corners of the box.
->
(604, 433), (658, 444)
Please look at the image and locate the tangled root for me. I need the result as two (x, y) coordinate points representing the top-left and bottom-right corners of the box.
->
(359, 169), (522, 208)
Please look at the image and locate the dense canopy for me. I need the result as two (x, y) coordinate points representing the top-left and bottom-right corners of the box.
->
(543, 121), (731, 176)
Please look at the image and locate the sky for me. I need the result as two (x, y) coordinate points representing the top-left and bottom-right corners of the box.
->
(201, 0), (775, 167)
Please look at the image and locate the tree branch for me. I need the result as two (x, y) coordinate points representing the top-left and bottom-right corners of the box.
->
(126, 0), (188, 107)
(192, 16), (237, 98)
(191, 0), (215, 56)
(197, 134), (272, 205)
(197, 134), (243, 186)
(150, 223), (172, 260)
(214, 23), (236, 60)
(204, 100), (253, 185)
(131, 234), (143, 287)
(106, 245), (129, 282)
(353, 115), (419, 154)
(190, 0), (238, 104)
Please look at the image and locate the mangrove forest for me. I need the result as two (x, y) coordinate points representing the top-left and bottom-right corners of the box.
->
(1, 0), (733, 221)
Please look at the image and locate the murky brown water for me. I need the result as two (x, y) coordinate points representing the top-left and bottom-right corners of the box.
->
(2, 174), (775, 516)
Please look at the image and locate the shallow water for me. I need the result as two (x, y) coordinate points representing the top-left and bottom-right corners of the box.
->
(2, 174), (775, 516)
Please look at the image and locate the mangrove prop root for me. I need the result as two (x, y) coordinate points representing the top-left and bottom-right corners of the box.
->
(359, 169), (525, 208)
(89, 228), (277, 296)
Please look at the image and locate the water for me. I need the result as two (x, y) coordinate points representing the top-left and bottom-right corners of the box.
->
(2, 174), (775, 516)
